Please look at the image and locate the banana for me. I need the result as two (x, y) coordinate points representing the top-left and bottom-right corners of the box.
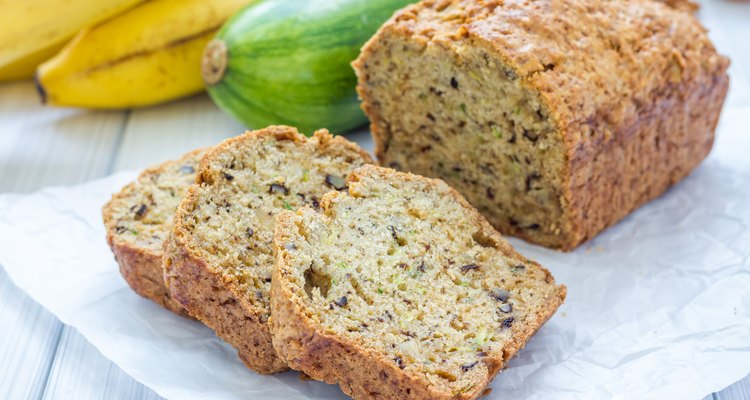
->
(36, 0), (255, 109)
(0, 39), (66, 82)
(0, 0), (144, 74)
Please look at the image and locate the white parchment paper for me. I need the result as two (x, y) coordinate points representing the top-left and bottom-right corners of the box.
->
(2, 2), (750, 398)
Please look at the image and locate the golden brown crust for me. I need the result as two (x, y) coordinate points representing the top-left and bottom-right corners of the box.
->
(108, 235), (190, 316)
(164, 125), (372, 374)
(102, 149), (204, 317)
(163, 209), (287, 373)
(271, 165), (566, 399)
(560, 73), (728, 249)
(355, 0), (729, 251)
(196, 125), (373, 185)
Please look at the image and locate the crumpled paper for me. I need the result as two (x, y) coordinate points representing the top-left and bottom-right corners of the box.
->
(1, 108), (749, 399)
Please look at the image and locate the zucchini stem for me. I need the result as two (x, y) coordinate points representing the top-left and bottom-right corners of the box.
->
(202, 39), (228, 86)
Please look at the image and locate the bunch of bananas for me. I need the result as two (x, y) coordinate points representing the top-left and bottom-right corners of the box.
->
(0, 0), (254, 108)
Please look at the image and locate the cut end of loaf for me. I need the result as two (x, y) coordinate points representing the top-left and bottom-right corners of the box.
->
(272, 165), (565, 399)
(355, 0), (730, 251)
(355, 29), (572, 250)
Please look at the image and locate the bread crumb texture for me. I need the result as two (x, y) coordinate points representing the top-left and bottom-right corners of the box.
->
(102, 149), (203, 316)
(164, 125), (371, 373)
(354, 0), (729, 250)
(105, 150), (203, 252)
(272, 165), (565, 399)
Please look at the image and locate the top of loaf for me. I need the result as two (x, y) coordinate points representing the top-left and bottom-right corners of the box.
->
(103, 148), (203, 253)
(376, 0), (728, 148)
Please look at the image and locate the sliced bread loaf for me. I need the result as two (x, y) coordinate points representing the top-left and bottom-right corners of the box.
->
(354, 0), (728, 250)
(102, 149), (204, 316)
(271, 165), (566, 399)
(163, 126), (372, 374)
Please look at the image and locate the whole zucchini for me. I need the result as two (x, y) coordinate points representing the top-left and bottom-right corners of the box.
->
(202, 0), (413, 134)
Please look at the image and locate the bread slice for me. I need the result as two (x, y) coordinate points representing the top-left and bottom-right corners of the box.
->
(354, 0), (727, 250)
(163, 126), (372, 374)
(271, 165), (566, 399)
(102, 149), (204, 317)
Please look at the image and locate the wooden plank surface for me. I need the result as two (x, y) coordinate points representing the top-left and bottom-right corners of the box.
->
(0, 269), (60, 400)
(42, 327), (161, 400)
(715, 378), (750, 400)
(0, 81), (126, 193)
(0, 81), (161, 400)
(112, 94), (244, 172)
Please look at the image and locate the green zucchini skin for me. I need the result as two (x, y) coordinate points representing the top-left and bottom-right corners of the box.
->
(205, 0), (413, 135)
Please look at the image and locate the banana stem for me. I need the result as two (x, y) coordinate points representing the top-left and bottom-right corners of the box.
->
(202, 39), (228, 86)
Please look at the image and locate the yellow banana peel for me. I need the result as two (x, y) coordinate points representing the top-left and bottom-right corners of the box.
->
(0, 0), (144, 72)
(36, 0), (255, 109)
(0, 39), (66, 82)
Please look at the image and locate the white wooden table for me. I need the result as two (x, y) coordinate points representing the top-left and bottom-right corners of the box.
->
(1, 1), (749, 398)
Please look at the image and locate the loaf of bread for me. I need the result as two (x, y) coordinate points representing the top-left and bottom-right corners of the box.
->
(102, 149), (203, 316)
(163, 126), (372, 374)
(271, 165), (566, 399)
(354, 0), (729, 250)
(660, 0), (699, 12)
